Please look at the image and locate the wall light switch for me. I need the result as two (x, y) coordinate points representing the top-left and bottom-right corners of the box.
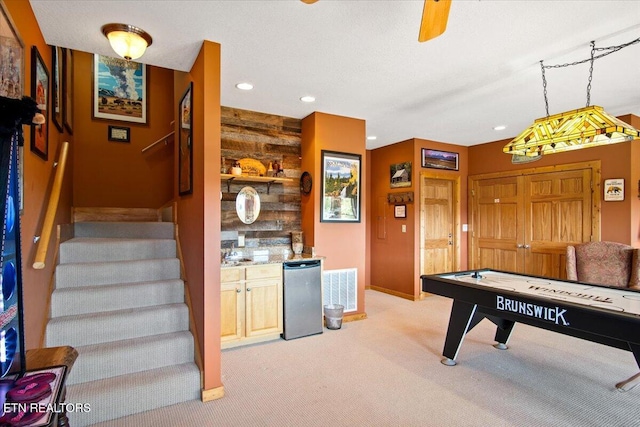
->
(402, 225), (407, 233)
(238, 234), (245, 247)
(462, 224), (468, 232)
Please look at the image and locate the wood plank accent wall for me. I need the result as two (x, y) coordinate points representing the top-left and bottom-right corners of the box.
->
(221, 107), (302, 251)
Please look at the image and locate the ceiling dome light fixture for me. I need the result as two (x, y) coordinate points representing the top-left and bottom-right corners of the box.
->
(367, 136), (377, 140)
(235, 82), (254, 91)
(102, 23), (153, 61)
(300, 96), (316, 103)
(493, 125), (506, 131)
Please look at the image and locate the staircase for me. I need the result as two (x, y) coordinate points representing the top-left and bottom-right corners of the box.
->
(45, 214), (201, 426)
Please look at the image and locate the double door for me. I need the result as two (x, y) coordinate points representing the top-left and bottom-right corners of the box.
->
(470, 164), (599, 279)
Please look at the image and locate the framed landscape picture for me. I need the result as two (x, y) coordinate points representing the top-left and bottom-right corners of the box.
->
(390, 161), (412, 188)
(0, 1), (24, 100)
(320, 150), (361, 223)
(63, 48), (74, 133)
(51, 46), (63, 132)
(93, 54), (147, 124)
(178, 82), (193, 196)
(421, 148), (458, 171)
(30, 46), (48, 160)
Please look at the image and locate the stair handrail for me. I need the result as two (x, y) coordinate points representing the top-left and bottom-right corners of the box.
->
(33, 141), (69, 269)
(141, 130), (175, 153)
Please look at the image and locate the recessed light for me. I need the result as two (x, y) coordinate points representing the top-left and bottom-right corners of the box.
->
(367, 136), (377, 140)
(236, 82), (253, 91)
(300, 96), (316, 103)
(493, 125), (507, 131)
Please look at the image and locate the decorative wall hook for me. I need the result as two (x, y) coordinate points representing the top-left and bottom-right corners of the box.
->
(387, 192), (414, 204)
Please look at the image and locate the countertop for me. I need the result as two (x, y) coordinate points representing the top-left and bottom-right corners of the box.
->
(221, 252), (324, 267)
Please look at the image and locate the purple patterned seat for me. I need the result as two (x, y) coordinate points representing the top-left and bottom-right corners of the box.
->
(566, 241), (640, 289)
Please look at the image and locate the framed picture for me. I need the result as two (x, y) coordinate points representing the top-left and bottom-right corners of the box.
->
(51, 46), (63, 132)
(320, 150), (361, 222)
(394, 204), (407, 218)
(108, 125), (130, 143)
(30, 46), (48, 161)
(390, 161), (412, 188)
(178, 82), (193, 196)
(63, 48), (74, 133)
(421, 148), (459, 171)
(0, 1), (24, 100)
(92, 54), (147, 124)
(604, 178), (624, 201)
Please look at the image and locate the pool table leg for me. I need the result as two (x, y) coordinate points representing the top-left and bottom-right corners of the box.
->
(441, 300), (482, 366)
(616, 343), (640, 391)
(492, 318), (515, 350)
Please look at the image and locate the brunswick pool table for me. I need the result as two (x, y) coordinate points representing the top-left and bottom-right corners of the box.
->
(420, 269), (640, 390)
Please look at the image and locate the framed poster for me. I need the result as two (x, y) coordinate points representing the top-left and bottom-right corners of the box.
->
(178, 82), (193, 196)
(604, 179), (624, 201)
(92, 54), (146, 124)
(320, 150), (361, 223)
(0, 1), (24, 100)
(421, 148), (459, 171)
(108, 125), (130, 143)
(394, 204), (407, 218)
(63, 48), (74, 133)
(30, 46), (48, 161)
(51, 46), (63, 132)
(390, 161), (411, 188)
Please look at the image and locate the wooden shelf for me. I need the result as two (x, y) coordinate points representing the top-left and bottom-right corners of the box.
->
(221, 174), (293, 194)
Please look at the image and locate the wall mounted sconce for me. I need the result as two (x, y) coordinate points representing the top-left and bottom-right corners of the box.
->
(102, 23), (152, 61)
(387, 192), (414, 204)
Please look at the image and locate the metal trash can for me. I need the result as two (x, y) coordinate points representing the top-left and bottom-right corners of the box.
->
(324, 304), (344, 330)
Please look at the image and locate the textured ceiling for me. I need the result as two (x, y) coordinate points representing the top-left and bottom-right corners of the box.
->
(29, 0), (640, 149)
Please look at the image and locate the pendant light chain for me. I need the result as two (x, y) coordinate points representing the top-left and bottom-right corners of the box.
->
(539, 35), (640, 115)
(586, 41), (595, 107)
(540, 60), (550, 117)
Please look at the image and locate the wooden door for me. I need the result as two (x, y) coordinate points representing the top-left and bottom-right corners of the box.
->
(470, 162), (597, 279)
(523, 169), (593, 278)
(420, 177), (456, 275)
(471, 176), (522, 272)
(245, 279), (282, 338)
(221, 277), (243, 343)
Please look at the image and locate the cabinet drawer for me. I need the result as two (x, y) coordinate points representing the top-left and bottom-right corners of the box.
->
(245, 263), (282, 280)
(221, 267), (244, 283)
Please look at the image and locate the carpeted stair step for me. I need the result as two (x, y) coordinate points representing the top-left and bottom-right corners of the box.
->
(67, 331), (195, 385)
(50, 279), (185, 317)
(66, 362), (201, 427)
(55, 258), (180, 288)
(46, 303), (189, 348)
(73, 221), (175, 239)
(59, 238), (176, 264)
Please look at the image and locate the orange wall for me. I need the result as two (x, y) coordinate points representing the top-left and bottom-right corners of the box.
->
(176, 41), (222, 393)
(4, 0), (73, 349)
(469, 115), (640, 245)
(72, 52), (174, 208)
(301, 112), (367, 314)
(370, 140), (415, 297)
(369, 138), (469, 299)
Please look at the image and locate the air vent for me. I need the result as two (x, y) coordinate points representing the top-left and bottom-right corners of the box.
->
(323, 268), (357, 312)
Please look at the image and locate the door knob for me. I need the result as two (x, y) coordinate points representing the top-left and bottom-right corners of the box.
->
(523, 244), (531, 249)
(236, 288), (241, 293)
(517, 244), (524, 248)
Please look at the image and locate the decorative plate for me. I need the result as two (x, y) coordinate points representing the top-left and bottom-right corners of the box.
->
(300, 171), (312, 195)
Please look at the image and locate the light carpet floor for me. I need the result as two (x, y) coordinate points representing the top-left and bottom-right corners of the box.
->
(93, 289), (640, 427)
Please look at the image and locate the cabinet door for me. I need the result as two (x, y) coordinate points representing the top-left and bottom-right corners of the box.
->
(245, 279), (282, 338)
(221, 282), (243, 343)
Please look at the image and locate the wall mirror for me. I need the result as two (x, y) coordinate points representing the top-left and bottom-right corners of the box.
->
(236, 186), (261, 224)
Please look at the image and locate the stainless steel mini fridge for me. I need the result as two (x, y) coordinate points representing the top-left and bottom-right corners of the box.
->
(282, 260), (323, 340)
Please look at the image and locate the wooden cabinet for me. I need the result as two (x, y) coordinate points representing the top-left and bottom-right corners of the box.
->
(220, 263), (283, 348)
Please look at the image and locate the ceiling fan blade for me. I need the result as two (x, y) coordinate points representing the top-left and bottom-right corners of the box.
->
(419, 0), (452, 42)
